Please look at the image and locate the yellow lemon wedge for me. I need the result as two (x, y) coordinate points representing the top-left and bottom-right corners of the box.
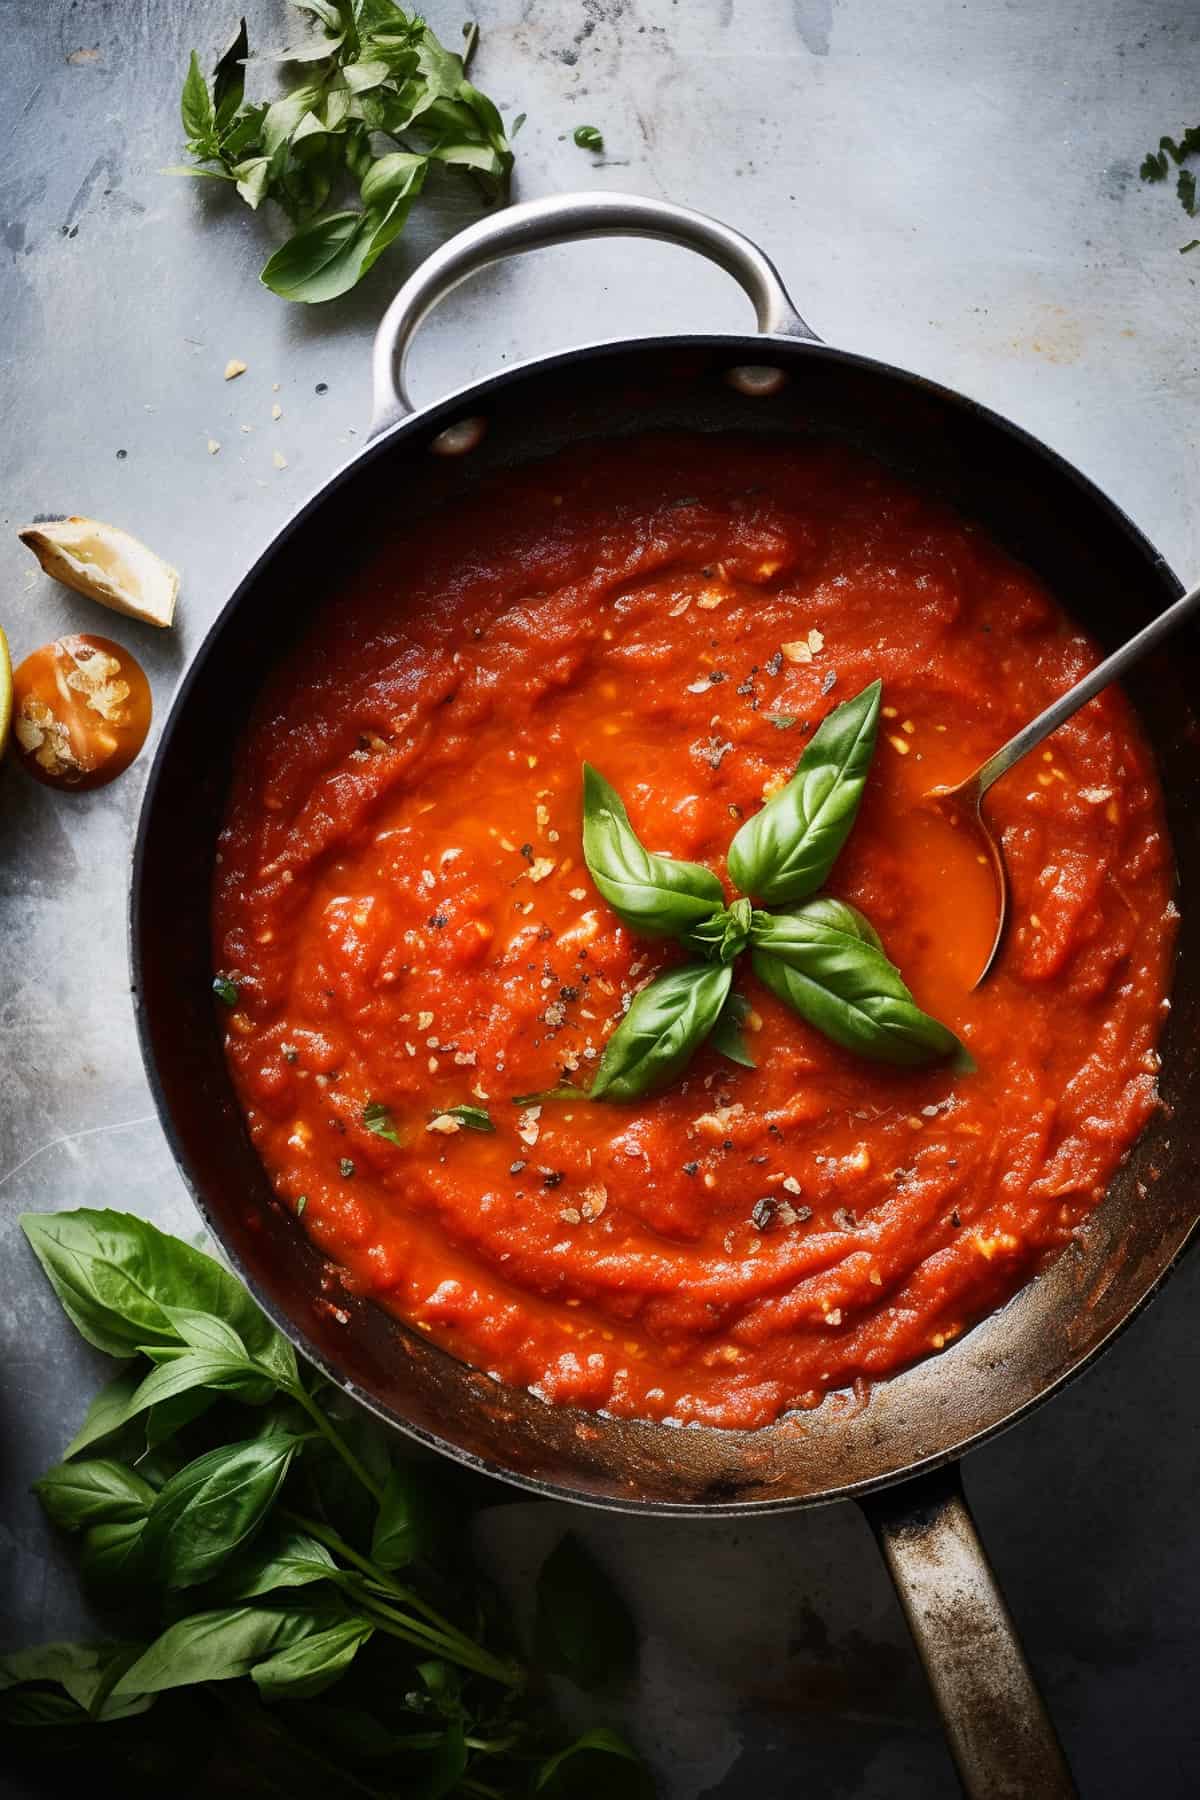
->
(17, 516), (178, 629)
(0, 627), (11, 759)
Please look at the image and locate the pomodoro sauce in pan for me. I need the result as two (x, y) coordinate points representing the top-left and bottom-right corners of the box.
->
(214, 435), (1175, 1430)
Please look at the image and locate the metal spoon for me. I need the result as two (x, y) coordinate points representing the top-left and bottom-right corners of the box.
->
(930, 578), (1200, 988)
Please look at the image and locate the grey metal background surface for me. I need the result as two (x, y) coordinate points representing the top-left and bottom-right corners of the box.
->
(2, 2), (1198, 1794)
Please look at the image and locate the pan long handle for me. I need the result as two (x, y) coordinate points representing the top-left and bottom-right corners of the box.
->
(369, 191), (816, 436)
(861, 1463), (1078, 1800)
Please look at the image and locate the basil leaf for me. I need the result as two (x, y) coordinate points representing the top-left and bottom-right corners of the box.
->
(79, 1520), (147, 1594)
(727, 679), (882, 904)
(534, 1533), (638, 1690)
(144, 1385), (219, 1451)
(371, 1463), (438, 1570)
(180, 51), (217, 153)
(0, 1642), (154, 1725)
(573, 125), (604, 151)
(589, 963), (731, 1101)
(34, 1459), (155, 1531)
(259, 207), (379, 302)
(221, 1527), (338, 1600)
(251, 1617), (373, 1702)
(751, 897), (964, 1066)
(688, 897), (752, 964)
(711, 990), (756, 1069)
(20, 1208), (296, 1385)
(212, 973), (240, 1005)
(140, 1432), (300, 1591)
(436, 1104), (494, 1132)
(423, 1718), (468, 1800)
(233, 155), (272, 208)
(536, 1728), (653, 1797)
(212, 18), (249, 138)
(512, 1085), (582, 1105)
(358, 147), (427, 209)
(111, 1606), (320, 1698)
(582, 764), (724, 939)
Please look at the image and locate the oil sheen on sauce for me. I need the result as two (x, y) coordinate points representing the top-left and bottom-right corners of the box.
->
(214, 436), (1175, 1430)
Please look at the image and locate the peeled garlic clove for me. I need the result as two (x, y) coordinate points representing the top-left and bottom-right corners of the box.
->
(17, 516), (179, 629)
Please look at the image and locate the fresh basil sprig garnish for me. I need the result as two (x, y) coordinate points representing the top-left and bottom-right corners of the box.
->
(11, 1208), (649, 1782)
(727, 677), (881, 904)
(590, 963), (732, 1101)
(523, 680), (963, 1105)
(751, 898), (966, 1067)
(582, 763), (724, 938)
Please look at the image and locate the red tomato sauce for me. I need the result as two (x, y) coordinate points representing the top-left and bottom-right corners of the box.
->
(214, 435), (1175, 1430)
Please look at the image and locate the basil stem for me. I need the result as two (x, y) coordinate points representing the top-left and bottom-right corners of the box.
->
(582, 763), (725, 939)
(750, 897), (964, 1067)
(589, 963), (732, 1102)
(727, 679), (882, 905)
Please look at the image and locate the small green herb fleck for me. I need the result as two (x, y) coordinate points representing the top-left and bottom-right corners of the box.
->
(573, 125), (604, 151)
(1182, 239), (1200, 253)
(512, 1085), (582, 1105)
(295, 1195), (308, 1217)
(212, 975), (240, 1008)
(338, 1158), (355, 1179)
(512, 112), (527, 135)
(362, 1102), (403, 1147)
(768, 714), (798, 730)
(436, 1104), (495, 1132)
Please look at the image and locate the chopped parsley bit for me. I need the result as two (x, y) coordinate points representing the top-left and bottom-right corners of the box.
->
(294, 1194), (308, 1216)
(682, 1161), (699, 1176)
(768, 714), (797, 730)
(212, 974), (240, 1007)
(573, 124), (604, 151)
(363, 1101), (404, 1146)
(750, 1196), (778, 1231)
(338, 1158), (356, 1178)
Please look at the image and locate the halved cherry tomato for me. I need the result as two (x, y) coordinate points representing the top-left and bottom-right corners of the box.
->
(9, 633), (152, 790)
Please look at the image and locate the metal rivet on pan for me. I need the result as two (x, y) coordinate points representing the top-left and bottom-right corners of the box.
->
(430, 416), (487, 456)
(725, 365), (788, 397)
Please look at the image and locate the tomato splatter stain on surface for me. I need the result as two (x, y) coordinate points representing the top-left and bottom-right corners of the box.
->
(214, 436), (1175, 1430)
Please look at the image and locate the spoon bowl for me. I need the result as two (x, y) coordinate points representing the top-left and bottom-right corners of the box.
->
(928, 576), (1200, 988)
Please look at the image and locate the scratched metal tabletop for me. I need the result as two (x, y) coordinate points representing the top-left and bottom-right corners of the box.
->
(3, 2), (1199, 1794)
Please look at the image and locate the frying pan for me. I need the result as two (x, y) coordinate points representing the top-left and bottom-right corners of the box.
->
(131, 194), (1200, 1798)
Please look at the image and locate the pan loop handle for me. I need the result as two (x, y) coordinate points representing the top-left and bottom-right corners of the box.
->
(369, 191), (816, 437)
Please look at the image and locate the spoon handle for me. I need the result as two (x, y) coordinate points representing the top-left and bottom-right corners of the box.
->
(975, 576), (1200, 796)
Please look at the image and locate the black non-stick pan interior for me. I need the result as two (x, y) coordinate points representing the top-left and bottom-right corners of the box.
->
(132, 335), (1200, 1512)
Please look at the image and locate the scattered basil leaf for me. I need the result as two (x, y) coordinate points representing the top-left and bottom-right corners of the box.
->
(251, 1616), (374, 1702)
(0, 1642), (154, 1725)
(573, 125), (604, 151)
(111, 1606), (321, 1699)
(435, 1104), (495, 1132)
(370, 1463), (438, 1570)
(177, 12), (514, 303)
(212, 974), (240, 1006)
(221, 1527), (339, 1601)
(512, 1085), (583, 1105)
(79, 1520), (147, 1594)
(140, 1432), (300, 1591)
(582, 762), (724, 938)
(19, 1208), (296, 1385)
(751, 897), (964, 1066)
(768, 713), (798, 729)
(536, 1727), (654, 1797)
(362, 1100), (405, 1146)
(688, 896), (752, 964)
(590, 962), (732, 1102)
(727, 679), (881, 904)
(711, 989), (756, 1069)
(34, 1459), (156, 1532)
(535, 1534), (637, 1690)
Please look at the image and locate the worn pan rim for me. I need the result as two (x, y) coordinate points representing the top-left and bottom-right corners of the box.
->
(130, 327), (1194, 1517)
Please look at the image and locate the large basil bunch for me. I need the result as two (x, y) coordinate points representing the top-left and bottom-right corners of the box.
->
(527, 680), (965, 1103)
